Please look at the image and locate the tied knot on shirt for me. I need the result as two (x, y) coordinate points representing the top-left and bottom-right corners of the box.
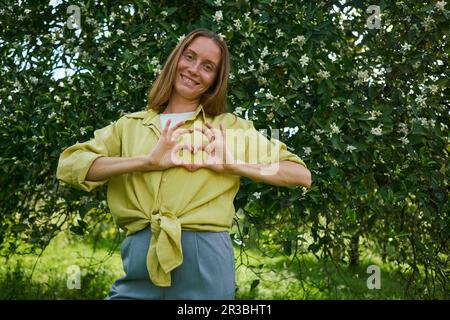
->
(148, 210), (183, 287)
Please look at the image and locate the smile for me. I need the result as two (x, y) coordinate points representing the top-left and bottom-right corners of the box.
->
(181, 74), (200, 86)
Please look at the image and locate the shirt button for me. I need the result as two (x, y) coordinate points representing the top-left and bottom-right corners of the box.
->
(162, 178), (167, 182)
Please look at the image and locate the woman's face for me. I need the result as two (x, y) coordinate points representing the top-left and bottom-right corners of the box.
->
(173, 36), (222, 101)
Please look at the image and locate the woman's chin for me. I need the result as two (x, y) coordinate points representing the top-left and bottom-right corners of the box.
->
(175, 86), (202, 100)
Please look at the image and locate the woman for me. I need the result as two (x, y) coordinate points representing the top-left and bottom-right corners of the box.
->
(57, 28), (312, 300)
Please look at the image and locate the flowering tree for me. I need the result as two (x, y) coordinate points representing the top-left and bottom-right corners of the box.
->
(0, 0), (448, 298)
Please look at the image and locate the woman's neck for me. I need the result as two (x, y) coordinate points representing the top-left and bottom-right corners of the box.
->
(164, 95), (199, 114)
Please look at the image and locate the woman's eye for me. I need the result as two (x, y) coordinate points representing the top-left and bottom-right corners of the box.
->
(204, 65), (212, 71)
(185, 54), (193, 60)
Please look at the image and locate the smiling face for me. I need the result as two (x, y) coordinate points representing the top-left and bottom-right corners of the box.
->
(173, 36), (222, 102)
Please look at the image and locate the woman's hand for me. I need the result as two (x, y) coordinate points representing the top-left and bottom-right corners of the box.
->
(191, 122), (238, 174)
(144, 119), (194, 171)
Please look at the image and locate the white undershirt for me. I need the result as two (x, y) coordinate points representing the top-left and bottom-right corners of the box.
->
(159, 111), (196, 130)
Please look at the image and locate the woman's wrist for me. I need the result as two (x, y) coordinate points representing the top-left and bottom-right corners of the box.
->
(138, 155), (158, 171)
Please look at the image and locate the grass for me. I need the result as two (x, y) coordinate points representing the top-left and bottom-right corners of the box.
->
(0, 231), (124, 300)
(0, 230), (431, 299)
(234, 251), (406, 299)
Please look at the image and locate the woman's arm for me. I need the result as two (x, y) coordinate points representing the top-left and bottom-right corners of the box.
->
(85, 156), (154, 181)
(85, 119), (192, 181)
(227, 160), (312, 187)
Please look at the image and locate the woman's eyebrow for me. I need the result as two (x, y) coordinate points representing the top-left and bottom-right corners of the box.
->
(184, 49), (217, 67)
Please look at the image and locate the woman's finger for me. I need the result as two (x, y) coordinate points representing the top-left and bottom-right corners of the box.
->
(195, 127), (215, 142)
(171, 142), (193, 165)
(168, 120), (186, 138)
(171, 128), (193, 141)
(173, 142), (194, 153)
(162, 119), (172, 136)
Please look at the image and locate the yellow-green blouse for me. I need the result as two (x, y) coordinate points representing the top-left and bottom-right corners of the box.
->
(56, 104), (306, 287)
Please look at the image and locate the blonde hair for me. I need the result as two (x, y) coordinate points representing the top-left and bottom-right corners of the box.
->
(146, 28), (230, 116)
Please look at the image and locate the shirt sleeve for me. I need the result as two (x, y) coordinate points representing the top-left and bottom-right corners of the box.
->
(56, 119), (122, 192)
(242, 119), (307, 168)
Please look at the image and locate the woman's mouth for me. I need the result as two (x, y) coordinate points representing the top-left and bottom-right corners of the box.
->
(180, 74), (199, 87)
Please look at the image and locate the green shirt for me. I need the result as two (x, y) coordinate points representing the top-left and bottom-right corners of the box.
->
(56, 104), (307, 287)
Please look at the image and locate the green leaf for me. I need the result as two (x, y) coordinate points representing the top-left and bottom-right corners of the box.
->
(250, 279), (260, 292)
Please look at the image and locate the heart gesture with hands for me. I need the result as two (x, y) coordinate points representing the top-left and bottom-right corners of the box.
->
(145, 120), (236, 174)
(191, 122), (237, 173)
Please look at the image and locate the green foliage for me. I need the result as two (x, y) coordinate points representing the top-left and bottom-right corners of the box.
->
(2, 231), (437, 300)
(0, 0), (448, 298)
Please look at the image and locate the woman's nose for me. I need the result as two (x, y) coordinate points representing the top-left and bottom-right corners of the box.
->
(187, 63), (200, 75)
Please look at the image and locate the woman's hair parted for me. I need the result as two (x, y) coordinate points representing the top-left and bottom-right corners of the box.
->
(146, 28), (230, 116)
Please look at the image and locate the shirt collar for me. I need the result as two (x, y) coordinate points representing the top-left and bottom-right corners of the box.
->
(142, 104), (208, 128)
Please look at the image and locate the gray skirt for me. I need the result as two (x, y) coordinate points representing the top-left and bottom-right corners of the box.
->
(105, 228), (236, 300)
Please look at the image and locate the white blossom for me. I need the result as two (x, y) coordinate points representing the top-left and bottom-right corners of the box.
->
(346, 145), (357, 153)
(399, 136), (409, 145)
(429, 84), (439, 94)
(318, 70), (330, 79)
(213, 11), (223, 23)
(265, 92), (275, 100)
(303, 147), (312, 156)
(259, 60), (269, 72)
(368, 110), (382, 120)
(401, 42), (411, 51)
(234, 107), (245, 115)
(398, 123), (408, 135)
(330, 122), (341, 134)
(260, 46), (269, 58)
(423, 16), (435, 31)
(233, 19), (242, 30)
(415, 95), (427, 108)
(299, 54), (310, 67)
(276, 29), (284, 38)
(354, 70), (369, 85)
(313, 135), (321, 143)
(291, 35), (306, 47)
(436, 1), (446, 10)
(371, 125), (383, 136)
(150, 57), (159, 66)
